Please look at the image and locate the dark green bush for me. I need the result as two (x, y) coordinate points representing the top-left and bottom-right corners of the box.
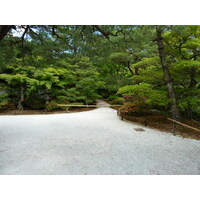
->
(25, 99), (45, 110)
(108, 95), (119, 101)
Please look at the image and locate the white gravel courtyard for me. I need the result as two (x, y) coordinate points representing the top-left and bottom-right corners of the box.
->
(0, 102), (200, 175)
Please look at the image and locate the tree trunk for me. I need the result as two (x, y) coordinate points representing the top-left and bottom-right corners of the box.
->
(187, 105), (192, 120)
(44, 89), (50, 105)
(189, 51), (197, 88)
(134, 56), (139, 75)
(0, 25), (15, 41)
(18, 86), (25, 110)
(134, 66), (139, 75)
(156, 26), (180, 120)
(127, 61), (134, 75)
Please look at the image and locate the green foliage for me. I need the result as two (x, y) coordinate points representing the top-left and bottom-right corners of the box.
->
(0, 54), (103, 109)
(110, 52), (131, 65)
(117, 84), (169, 107)
(25, 97), (45, 110)
(108, 95), (119, 101)
(117, 83), (152, 97)
(131, 57), (160, 68)
(111, 97), (125, 105)
(172, 60), (200, 72)
(119, 96), (147, 115)
(0, 73), (37, 85)
(46, 101), (59, 111)
(0, 93), (8, 108)
(0, 25), (199, 119)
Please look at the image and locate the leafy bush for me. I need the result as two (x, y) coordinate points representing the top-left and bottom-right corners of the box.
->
(25, 94), (45, 110)
(111, 97), (125, 105)
(117, 83), (152, 97)
(117, 84), (169, 108)
(110, 52), (131, 65)
(119, 102), (144, 115)
(56, 96), (69, 104)
(108, 95), (119, 101)
(26, 99), (45, 110)
(124, 95), (146, 103)
(118, 95), (147, 115)
(46, 101), (59, 111)
(0, 93), (9, 109)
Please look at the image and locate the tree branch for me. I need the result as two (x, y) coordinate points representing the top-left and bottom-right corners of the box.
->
(52, 25), (62, 39)
(29, 28), (43, 43)
(21, 25), (29, 46)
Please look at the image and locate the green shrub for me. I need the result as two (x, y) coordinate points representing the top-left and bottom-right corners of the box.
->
(25, 98), (45, 110)
(46, 101), (59, 111)
(117, 84), (169, 107)
(111, 97), (125, 105)
(0, 93), (9, 109)
(56, 96), (69, 104)
(119, 95), (147, 115)
(119, 102), (145, 115)
(108, 95), (119, 101)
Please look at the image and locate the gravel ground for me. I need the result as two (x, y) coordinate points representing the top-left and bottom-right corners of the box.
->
(0, 101), (200, 175)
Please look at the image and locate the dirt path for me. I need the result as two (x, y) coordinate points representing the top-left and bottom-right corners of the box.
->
(0, 101), (200, 174)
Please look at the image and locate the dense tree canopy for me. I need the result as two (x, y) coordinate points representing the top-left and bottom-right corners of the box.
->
(0, 25), (199, 120)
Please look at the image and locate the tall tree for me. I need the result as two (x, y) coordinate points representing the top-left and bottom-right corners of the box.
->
(156, 26), (180, 120)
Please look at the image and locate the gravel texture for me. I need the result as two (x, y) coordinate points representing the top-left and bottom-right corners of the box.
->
(0, 101), (200, 175)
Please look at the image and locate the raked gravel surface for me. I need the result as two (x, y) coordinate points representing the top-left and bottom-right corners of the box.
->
(0, 101), (200, 175)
